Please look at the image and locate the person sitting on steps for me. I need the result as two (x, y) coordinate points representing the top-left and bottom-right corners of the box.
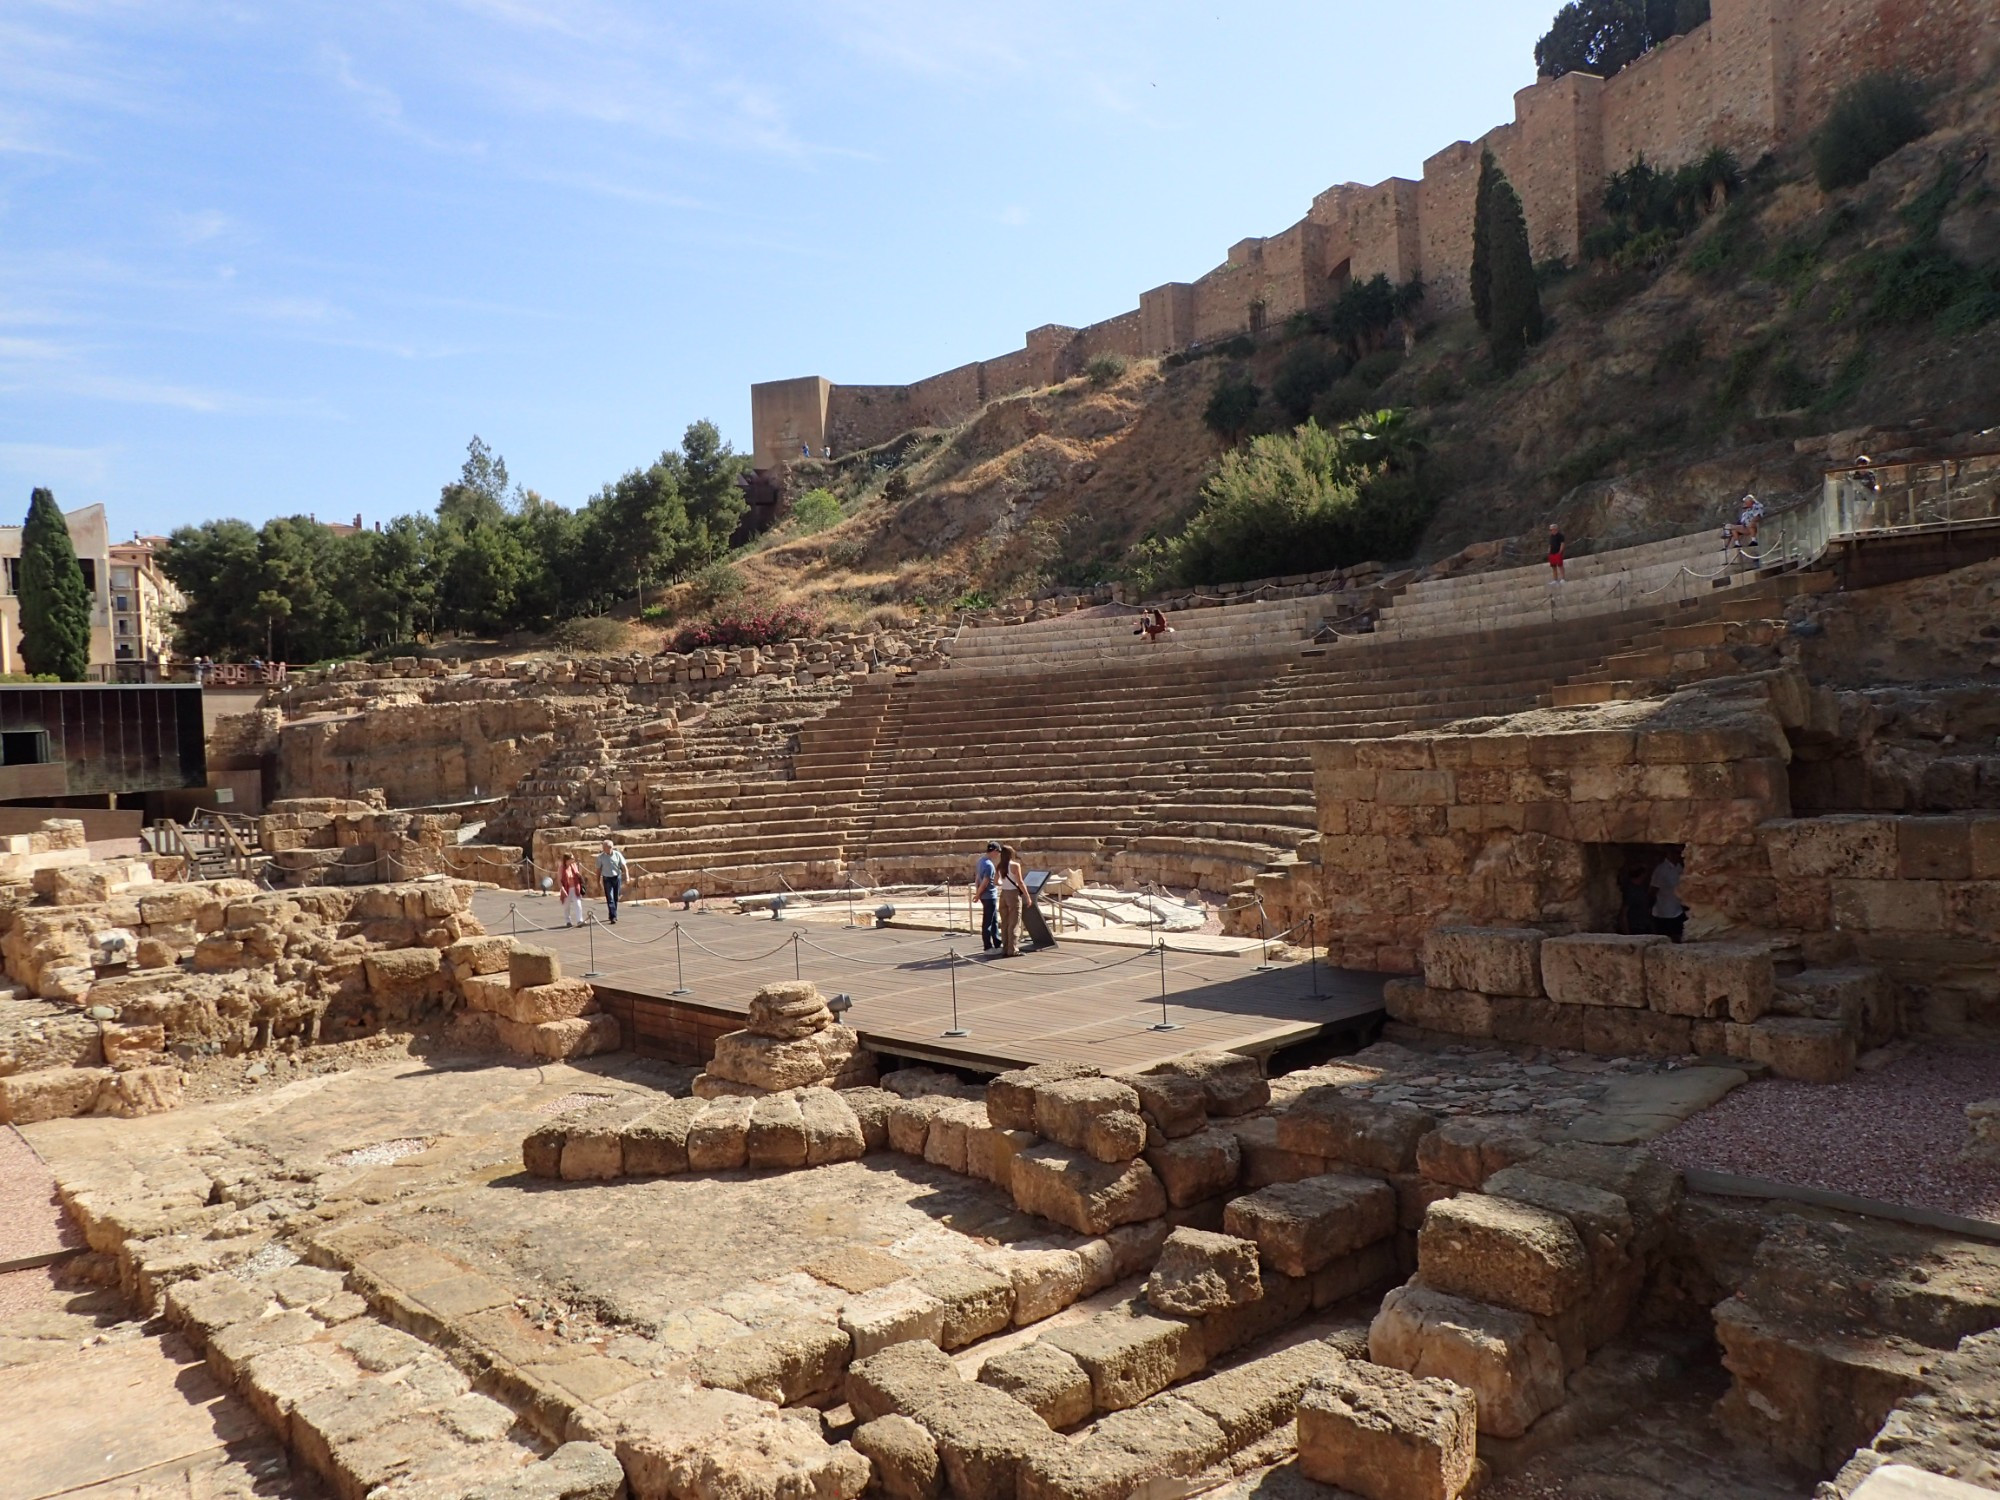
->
(1134, 608), (1173, 642)
(1725, 493), (1764, 555)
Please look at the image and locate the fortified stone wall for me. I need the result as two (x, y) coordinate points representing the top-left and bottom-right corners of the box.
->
(750, 0), (1993, 469)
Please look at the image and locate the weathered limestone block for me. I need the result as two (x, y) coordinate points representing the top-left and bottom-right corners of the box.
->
(1117, 1068), (1208, 1139)
(708, 1025), (860, 1092)
(910, 1382), (1062, 1500)
(1725, 1017), (1856, 1082)
(799, 1088), (867, 1165)
(746, 1090), (811, 1170)
(851, 1416), (940, 1500)
(1763, 816), (1899, 880)
(496, 978), (598, 1025)
(1015, 1396), (1229, 1500)
(1312, 1238), (1403, 1309)
(1199, 1268), (1313, 1363)
(985, 1062), (1098, 1131)
(1416, 1117), (1545, 1189)
(100, 1022), (166, 1068)
(1042, 1305), (1203, 1412)
(1223, 1174), (1397, 1278)
(1144, 1052), (1269, 1116)
(509, 946), (562, 989)
(839, 1087), (895, 1152)
(1178, 1336), (1345, 1451)
(1369, 1282), (1565, 1439)
(1143, 1126), (1242, 1207)
(1645, 941), (1775, 1021)
(920, 1264), (1014, 1350)
(923, 1099), (990, 1174)
(559, 1101), (654, 1181)
(0, 1065), (111, 1124)
(95, 1065), (183, 1118)
(363, 946), (444, 995)
(1227, 1115), (1325, 1189)
(845, 1339), (959, 1424)
(966, 1124), (1036, 1188)
(1418, 1194), (1590, 1318)
(529, 1014), (621, 1060)
(977, 1341), (1093, 1429)
(1033, 1077), (1145, 1162)
(748, 980), (834, 1039)
(1010, 1144), (1167, 1235)
(523, 1124), (566, 1177)
(1144, 1227), (1262, 1318)
(1541, 933), (1663, 1008)
(1421, 926), (1545, 997)
(1383, 979), (1494, 1039)
(463, 1441), (627, 1500)
(444, 935), (514, 978)
(1298, 1360), (1477, 1500)
(886, 1096), (946, 1156)
(841, 1283), (947, 1360)
(696, 1319), (851, 1405)
(987, 1246), (1086, 1327)
(458, 973), (513, 1013)
(1518, 1142), (1681, 1252)
(1277, 1087), (1435, 1172)
(621, 1098), (701, 1176)
(686, 1095), (753, 1171)
(1482, 1167), (1635, 1290)
(662, 1414), (869, 1500)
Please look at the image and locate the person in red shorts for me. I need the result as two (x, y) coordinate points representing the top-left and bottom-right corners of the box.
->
(1546, 522), (1567, 583)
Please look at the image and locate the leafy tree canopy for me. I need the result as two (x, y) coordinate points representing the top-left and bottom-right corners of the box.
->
(1535, 0), (1706, 80)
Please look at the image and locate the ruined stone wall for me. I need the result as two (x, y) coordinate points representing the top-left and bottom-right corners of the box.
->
(754, 0), (1992, 446)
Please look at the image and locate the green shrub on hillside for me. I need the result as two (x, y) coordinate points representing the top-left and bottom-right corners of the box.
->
(1203, 373), (1264, 443)
(788, 488), (843, 535)
(688, 559), (745, 609)
(1273, 346), (1350, 424)
(1813, 75), (1928, 191)
(1165, 412), (1434, 584)
(550, 616), (627, 655)
(1084, 354), (1128, 386)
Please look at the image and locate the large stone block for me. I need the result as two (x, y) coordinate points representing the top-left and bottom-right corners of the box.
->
(509, 945), (562, 988)
(986, 1246), (1086, 1327)
(1016, 1396), (1229, 1500)
(1415, 1117), (1545, 1190)
(1144, 1051), (1269, 1116)
(845, 1339), (959, 1424)
(1033, 1077), (1144, 1162)
(1043, 1306), (1203, 1412)
(496, 978), (598, 1025)
(459, 973), (514, 1014)
(1228, 1115), (1326, 1188)
(1222, 1174), (1397, 1278)
(1369, 1282), (1565, 1439)
(1725, 1017), (1856, 1082)
(708, 1026), (860, 1092)
(363, 946), (444, 993)
(909, 1382), (1061, 1500)
(747, 980), (834, 1039)
(686, 1095), (753, 1171)
(1645, 941), (1775, 1021)
(1177, 1336), (1345, 1451)
(986, 1062), (1098, 1132)
(531, 1014), (620, 1060)
(1517, 1142), (1681, 1252)
(1144, 1228), (1262, 1318)
(1116, 1069), (1207, 1139)
(1010, 1144), (1166, 1235)
(1417, 1194), (1590, 1318)
(1276, 1087), (1435, 1173)
(623, 1099), (701, 1176)
(920, 1264), (1014, 1350)
(1383, 980), (1494, 1039)
(922, 1099), (989, 1174)
(1421, 926), (1544, 997)
(977, 1341), (1093, 1429)
(842, 1283), (947, 1360)
(0, 1065), (110, 1125)
(1198, 1268), (1313, 1363)
(1541, 933), (1662, 1008)
(799, 1088), (867, 1166)
(1143, 1127), (1242, 1207)
(1297, 1360), (1478, 1500)
(696, 1319), (851, 1405)
(1481, 1168), (1633, 1291)
(1312, 1237), (1403, 1309)
(851, 1416), (940, 1500)
(745, 1091), (810, 1170)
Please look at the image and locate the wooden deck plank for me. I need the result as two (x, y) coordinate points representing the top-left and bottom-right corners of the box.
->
(471, 892), (1384, 1074)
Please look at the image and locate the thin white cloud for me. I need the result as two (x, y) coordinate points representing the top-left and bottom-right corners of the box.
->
(0, 441), (115, 488)
(322, 43), (488, 156)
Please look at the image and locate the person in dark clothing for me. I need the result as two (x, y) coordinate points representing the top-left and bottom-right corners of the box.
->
(974, 842), (1000, 952)
(1619, 864), (1654, 935)
(1547, 523), (1567, 582)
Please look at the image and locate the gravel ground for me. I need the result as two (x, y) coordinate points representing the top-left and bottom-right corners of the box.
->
(1655, 1041), (2000, 1223)
(0, 1125), (77, 1265)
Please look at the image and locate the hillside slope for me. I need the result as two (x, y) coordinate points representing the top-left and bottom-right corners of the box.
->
(720, 71), (2000, 624)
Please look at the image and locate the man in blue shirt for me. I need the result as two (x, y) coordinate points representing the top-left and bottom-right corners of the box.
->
(595, 838), (628, 925)
(974, 842), (1000, 952)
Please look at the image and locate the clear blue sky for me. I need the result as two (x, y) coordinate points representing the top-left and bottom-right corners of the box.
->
(2, 1), (1556, 536)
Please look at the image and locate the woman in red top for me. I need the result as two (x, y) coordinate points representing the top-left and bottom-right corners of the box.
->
(557, 854), (587, 928)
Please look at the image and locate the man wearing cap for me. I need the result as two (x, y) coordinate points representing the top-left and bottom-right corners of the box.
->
(973, 843), (1000, 952)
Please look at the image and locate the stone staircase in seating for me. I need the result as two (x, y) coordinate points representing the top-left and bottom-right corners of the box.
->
(948, 596), (1332, 674)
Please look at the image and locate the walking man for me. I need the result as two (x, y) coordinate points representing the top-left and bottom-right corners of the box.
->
(974, 842), (1000, 952)
(595, 837), (627, 925)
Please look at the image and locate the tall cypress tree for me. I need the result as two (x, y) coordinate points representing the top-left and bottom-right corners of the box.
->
(1484, 172), (1546, 374)
(18, 488), (93, 681)
(1470, 150), (1500, 332)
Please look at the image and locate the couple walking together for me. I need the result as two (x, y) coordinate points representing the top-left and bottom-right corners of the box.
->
(973, 842), (1035, 958)
(556, 838), (628, 927)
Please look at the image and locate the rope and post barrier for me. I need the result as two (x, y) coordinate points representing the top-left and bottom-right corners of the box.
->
(671, 923), (690, 995)
(944, 948), (968, 1038)
(1149, 938), (1178, 1032)
(583, 914), (603, 979)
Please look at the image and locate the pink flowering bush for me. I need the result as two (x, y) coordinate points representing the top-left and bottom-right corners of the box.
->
(668, 607), (820, 654)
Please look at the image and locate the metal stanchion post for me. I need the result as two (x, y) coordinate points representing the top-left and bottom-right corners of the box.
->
(944, 948), (968, 1038)
(509, 904), (518, 938)
(846, 881), (859, 930)
(671, 923), (690, 996)
(1149, 938), (1178, 1032)
(1255, 898), (1276, 972)
(584, 915), (603, 978)
(1309, 913), (1321, 1000)
(793, 932), (802, 981)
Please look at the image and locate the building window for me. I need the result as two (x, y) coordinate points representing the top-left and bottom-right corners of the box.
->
(2, 558), (16, 597)
(115, 594), (132, 613)
(111, 566), (135, 588)
(1, 730), (49, 766)
(116, 617), (131, 635)
(116, 642), (134, 659)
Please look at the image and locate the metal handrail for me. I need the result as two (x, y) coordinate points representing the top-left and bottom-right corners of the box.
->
(1761, 452), (2000, 569)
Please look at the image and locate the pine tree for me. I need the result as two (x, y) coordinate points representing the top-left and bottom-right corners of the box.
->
(1484, 172), (1546, 374)
(1470, 150), (1500, 331)
(18, 488), (93, 681)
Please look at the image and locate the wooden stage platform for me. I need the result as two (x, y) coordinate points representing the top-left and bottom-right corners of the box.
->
(470, 892), (1387, 1075)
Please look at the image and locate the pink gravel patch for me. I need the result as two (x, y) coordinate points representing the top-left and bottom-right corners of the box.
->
(1655, 1042), (2000, 1223)
(536, 1091), (617, 1117)
(0, 1264), (65, 1322)
(0, 1126), (80, 1264)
